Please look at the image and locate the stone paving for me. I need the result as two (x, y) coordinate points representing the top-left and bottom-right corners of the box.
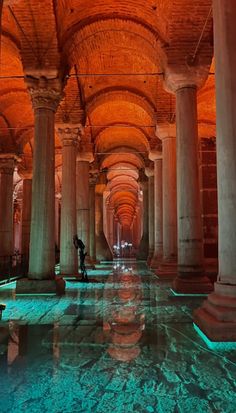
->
(0, 261), (236, 413)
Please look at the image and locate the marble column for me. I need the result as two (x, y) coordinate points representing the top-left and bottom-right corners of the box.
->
(89, 174), (97, 263)
(172, 85), (212, 294)
(20, 173), (32, 263)
(149, 153), (163, 269)
(145, 167), (154, 264)
(194, 0), (236, 340)
(57, 126), (80, 276)
(76, 151), (94, 259)
(95, 173), (113, 261)
(157, 124), (177, 275)
(55, 194), (61, 251)
(137, 178), (149, 260)
(17, 77), (65, 294)
(0, 155), (17, 260)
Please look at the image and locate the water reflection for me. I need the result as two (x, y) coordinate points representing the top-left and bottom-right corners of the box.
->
(104, 263), (145, 362)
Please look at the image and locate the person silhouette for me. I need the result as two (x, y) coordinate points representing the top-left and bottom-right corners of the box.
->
(73, 235), (88, 282)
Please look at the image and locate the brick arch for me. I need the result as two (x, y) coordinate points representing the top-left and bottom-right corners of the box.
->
(87, 88), (156, 122)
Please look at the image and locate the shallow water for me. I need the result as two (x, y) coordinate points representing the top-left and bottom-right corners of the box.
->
(0, 262), (236, 413)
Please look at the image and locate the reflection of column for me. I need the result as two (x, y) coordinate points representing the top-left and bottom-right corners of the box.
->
(149, 153), (163, 269)
(157, 124), (177, 275)
(194, 0), (236, 341)
(0, 155), (16, 258)
(89, 173), (97, 262)
(137, 178), (149, 260)
(17, 77), (65, 294)
(145, 167), (154, 264)
(58, 126), (79, 275)
(76, 151), (93, 257)
(95, 173), (112, 261)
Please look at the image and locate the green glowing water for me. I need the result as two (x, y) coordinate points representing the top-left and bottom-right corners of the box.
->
(0, 263), (236, 413)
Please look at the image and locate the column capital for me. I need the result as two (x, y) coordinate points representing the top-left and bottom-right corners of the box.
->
(77, 144), (94, 163)
(156, 123), (176, 140)
(56, 124), (83, 147)
(0, 153), (20, 174)
(145, 166), (154, 178)
(18, 169), (33, 180)
(26, 76), (63, 111)
(149, 150), (162, 162)
(163, 65), (209, 93)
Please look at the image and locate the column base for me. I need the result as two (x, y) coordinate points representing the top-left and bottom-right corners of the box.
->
(150, 254), (162, 270)
(156, 260), (177, 279)
(147, 250), (154, 266)
(194, 282), (236, 341)
(16, 277), (65, 295)
(173, 274), (213, 294)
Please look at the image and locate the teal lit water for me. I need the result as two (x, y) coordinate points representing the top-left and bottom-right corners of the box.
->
(0, 262), (236, 413)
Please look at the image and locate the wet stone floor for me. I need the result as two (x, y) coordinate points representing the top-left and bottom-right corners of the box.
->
(0, 261), (236, 413)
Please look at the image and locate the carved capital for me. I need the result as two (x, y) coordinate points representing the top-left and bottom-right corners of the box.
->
(26, 76), (63, 111)
(77, 143), (94, 163)
(149, 150), (162, 162)
(164, 65), (209, 93)
(0, 153), (20, 174)
(145, 166), (154, 178)
(156, 123), (176, 140)
(57, 124), (83, 147)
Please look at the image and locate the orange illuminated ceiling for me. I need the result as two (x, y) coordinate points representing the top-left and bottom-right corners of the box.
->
(0, 1), (215, 227)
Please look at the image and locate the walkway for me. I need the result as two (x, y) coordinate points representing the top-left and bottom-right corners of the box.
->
(0, 261), (236, 413)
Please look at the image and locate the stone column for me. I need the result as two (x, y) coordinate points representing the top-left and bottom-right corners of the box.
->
(157, 124), (177, 275)
(89, 173), (96, 262)
(17, 77), (65, 294)
(0, 155), (16, 260)
(194, 0), (236, 340)
(149, 153), (163, 269)
(137, 177), (149, 260)
(55, 194), (61, 251)
(20, 172), (32, 263)
(145, 167), (154, 264)
(95, 173), (113, 261)
(76, 151), (94, 259)
(172, 85), (212, 293)
(57, 126), (80, 276)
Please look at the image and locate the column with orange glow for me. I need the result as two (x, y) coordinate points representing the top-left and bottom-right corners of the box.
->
(149, 152), (163, 269)
(19, 171), (32, 263)
(57, 126), (80, 275)
(26, 77), (64, 290)
(157, 124), (177, 275)
(76, 147), (94, 259)
(0, 155), (17, 259)
(145, 166), (154, 264)
(194, 0), (236, 340)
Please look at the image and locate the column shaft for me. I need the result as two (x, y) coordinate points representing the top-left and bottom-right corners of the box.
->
(60, 136), (77, 275)
(76, 161), (90, 252)
(194, 0), (236, 340)
(174, 87), (212, 293)
(162, 137), (177, 263)
(21, 179), (32, 258)
(29, 107), (56, 279)
(0, 164), (14, 257)
(89, 181), (96, 262)
(151, 159), (163, 268)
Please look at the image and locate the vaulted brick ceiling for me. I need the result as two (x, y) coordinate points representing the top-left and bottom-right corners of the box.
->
(0, 0), (215, 227)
